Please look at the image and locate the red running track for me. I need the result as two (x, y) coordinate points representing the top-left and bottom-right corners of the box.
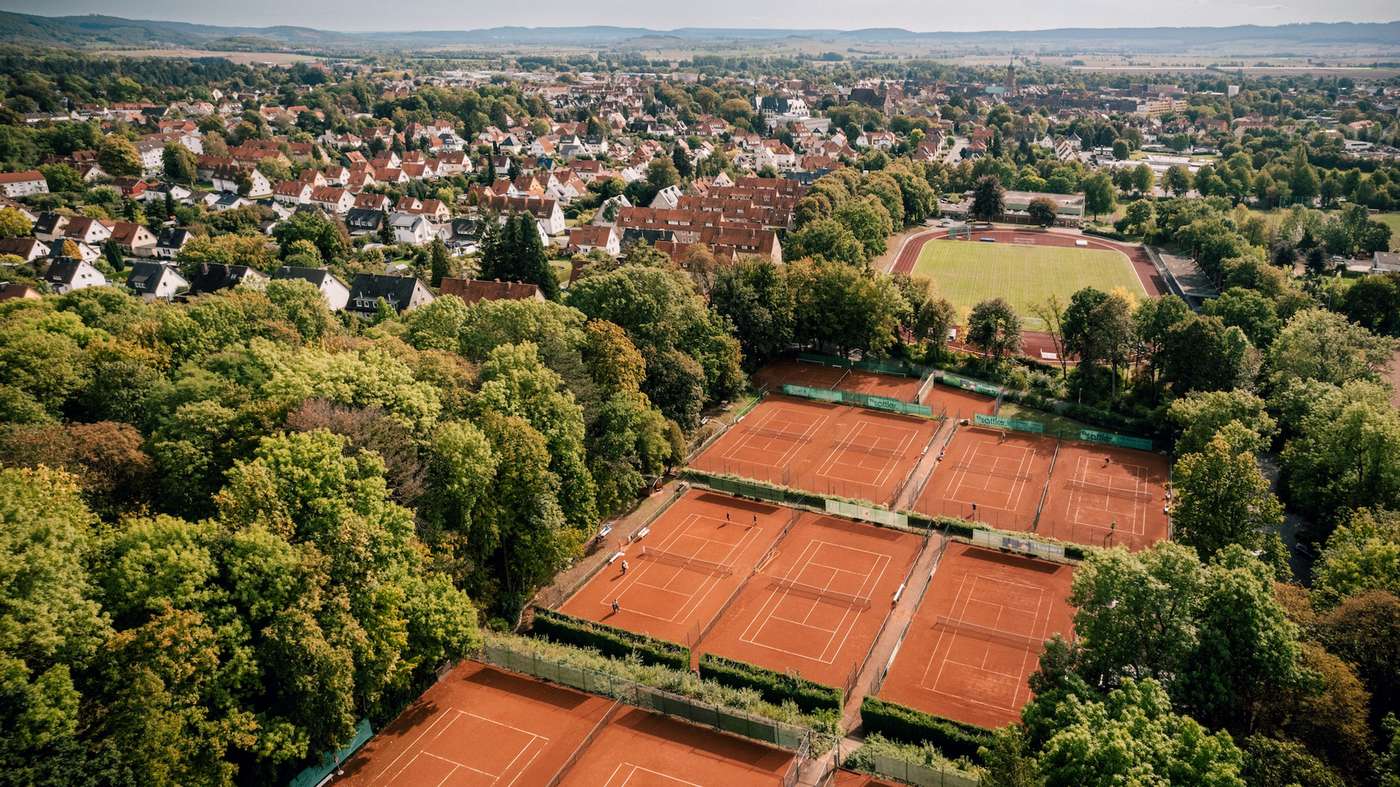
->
(890, 227), (1167, 363)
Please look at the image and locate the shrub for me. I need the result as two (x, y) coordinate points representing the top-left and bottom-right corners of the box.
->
(859, 696), (994, 761)
(699, 653), (843, 713)
(530, 608), (689, 670)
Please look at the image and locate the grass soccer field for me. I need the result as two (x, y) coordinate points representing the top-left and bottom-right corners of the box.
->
(912, 239), (1148, 330)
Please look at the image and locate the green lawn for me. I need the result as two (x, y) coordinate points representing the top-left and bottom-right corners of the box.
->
(912, 240), (1148, 331)
(1374, 212), (1400, 251)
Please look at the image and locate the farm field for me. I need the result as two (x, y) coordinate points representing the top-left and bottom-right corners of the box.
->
(912, 238), (1148, 330)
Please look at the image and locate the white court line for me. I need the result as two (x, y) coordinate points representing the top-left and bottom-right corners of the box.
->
(376, 709), (548, 787)
(738, 538), (890, 664)
(816, 419), (920, 488)
(604, 512), (761, 624)
(604, 762), (704, 787)
(1065, 455), (1150, 534)
(946, 441), (1037, 512)
(721, 407), (828, 467)
(919, 573), (1050, 712)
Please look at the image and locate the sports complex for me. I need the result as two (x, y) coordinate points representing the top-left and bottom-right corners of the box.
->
(341, 357), (1172, 785)
(891, 227), (1167, 349)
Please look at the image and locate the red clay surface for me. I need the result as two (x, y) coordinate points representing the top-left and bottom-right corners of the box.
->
(920, 383), (996, 420)
(754, 359), (924, 402)
(893, 227), (1166, 362)
(1038, 441), (1172, 552)
(698, 512), (924, 689)
(913, 426), (1056, 534)
(558, 706), (795, 786)
(559, 490), (794, 646)
(337, 661), (614, 786)
(879, 542), (1075, 729)
(692, 395), (939, 506)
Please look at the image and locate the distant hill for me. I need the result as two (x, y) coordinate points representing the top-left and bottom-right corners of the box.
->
(0, 11), (1396, 56)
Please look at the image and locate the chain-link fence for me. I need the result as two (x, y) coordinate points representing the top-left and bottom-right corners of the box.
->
(860, 752), (980, 787)
(912, 495), (1037, 535)
(480, 639), (821, 752)
(781, 384), (934, 418)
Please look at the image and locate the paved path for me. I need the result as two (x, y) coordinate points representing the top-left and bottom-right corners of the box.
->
(530, 480), (689, 611)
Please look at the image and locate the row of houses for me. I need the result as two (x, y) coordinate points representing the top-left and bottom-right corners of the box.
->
(3, 255), (543, 318)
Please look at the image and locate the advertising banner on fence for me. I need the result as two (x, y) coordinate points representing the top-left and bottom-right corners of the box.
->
(826, 498), (909, 529)
(974, 413), (1046, 434)
(971, 528), (1067, 562)
(1077, 428), (1153, 451)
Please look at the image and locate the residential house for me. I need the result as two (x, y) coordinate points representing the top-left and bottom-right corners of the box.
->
(136, 139), (165, 176)
(0, 282), (40, 301)
(345, 273), (434, 316)
(186, 263), (269, 295)
(63, 217), (112, 246)
(0, 170), (49, 198)
(353, 193), (391, 213)
(153, 227), (193, 259)
(346, 208), (387, 237)
(310, 186), (355, 215)
(440, 218), (483, 253)
(42, 257), (108, 294)
(439, 278), (544, 305)
(272, 180), (313, 206)
(109, 221), (158, 257)
(0, 237), (49, 262)
(567, 225), (620, 256)
(650, 184), (684, 209)
(272, 265), (350, 311)
(126, 260), (189, 300)
(471, 191), (566, 236)
(389, 212), (436, 245)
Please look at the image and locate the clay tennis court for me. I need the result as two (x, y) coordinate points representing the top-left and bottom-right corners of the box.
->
(1038, 441), (1171, 551)
(920, 383), (996, 420)
(336, 661), (615, 786)
(557, 706), (795, 786)
(698, 512), (924, 689)
(754, 359), (924, 403)
(913, 426), (1055, 534)
(879, 542), (1075, 729)
(559, 490), (793, 646)
(692, 395), (938, 505)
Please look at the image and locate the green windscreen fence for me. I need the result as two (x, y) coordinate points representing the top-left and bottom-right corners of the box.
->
(781, 384), (933, 418)
(974, 413), (1046, 434)
(794, 352), (923, 379)
(937, 372), (1002, 398)
(681, 469), (824, 509)
(288, 718), (372, 787)
(1077, 428), (1153, 451)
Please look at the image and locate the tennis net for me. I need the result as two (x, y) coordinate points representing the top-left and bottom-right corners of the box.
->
(742, 425), (814, 444)
(766, 577), (872, 609)
(1065, 479), (1154, 502)
(947, 463), (1035, 483)
(639, 546), (734, 576)
(934, 616), (1046, 651)
(835, 436), (905, 460)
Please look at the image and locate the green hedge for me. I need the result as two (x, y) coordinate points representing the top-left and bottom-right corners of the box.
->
(699, 654), (843, 714)
(530, 609), (689, 670)
(680, 468), (829, 510)
(859, 696), (994, 762)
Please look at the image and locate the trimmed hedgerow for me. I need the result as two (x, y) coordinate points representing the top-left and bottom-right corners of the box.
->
(699, 653), (843, 714)
(859, 696), (994, 762)
(529, 608), (689, 670)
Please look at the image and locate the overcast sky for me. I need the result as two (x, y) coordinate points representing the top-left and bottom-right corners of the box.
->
(6, 0), (1398, 32)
